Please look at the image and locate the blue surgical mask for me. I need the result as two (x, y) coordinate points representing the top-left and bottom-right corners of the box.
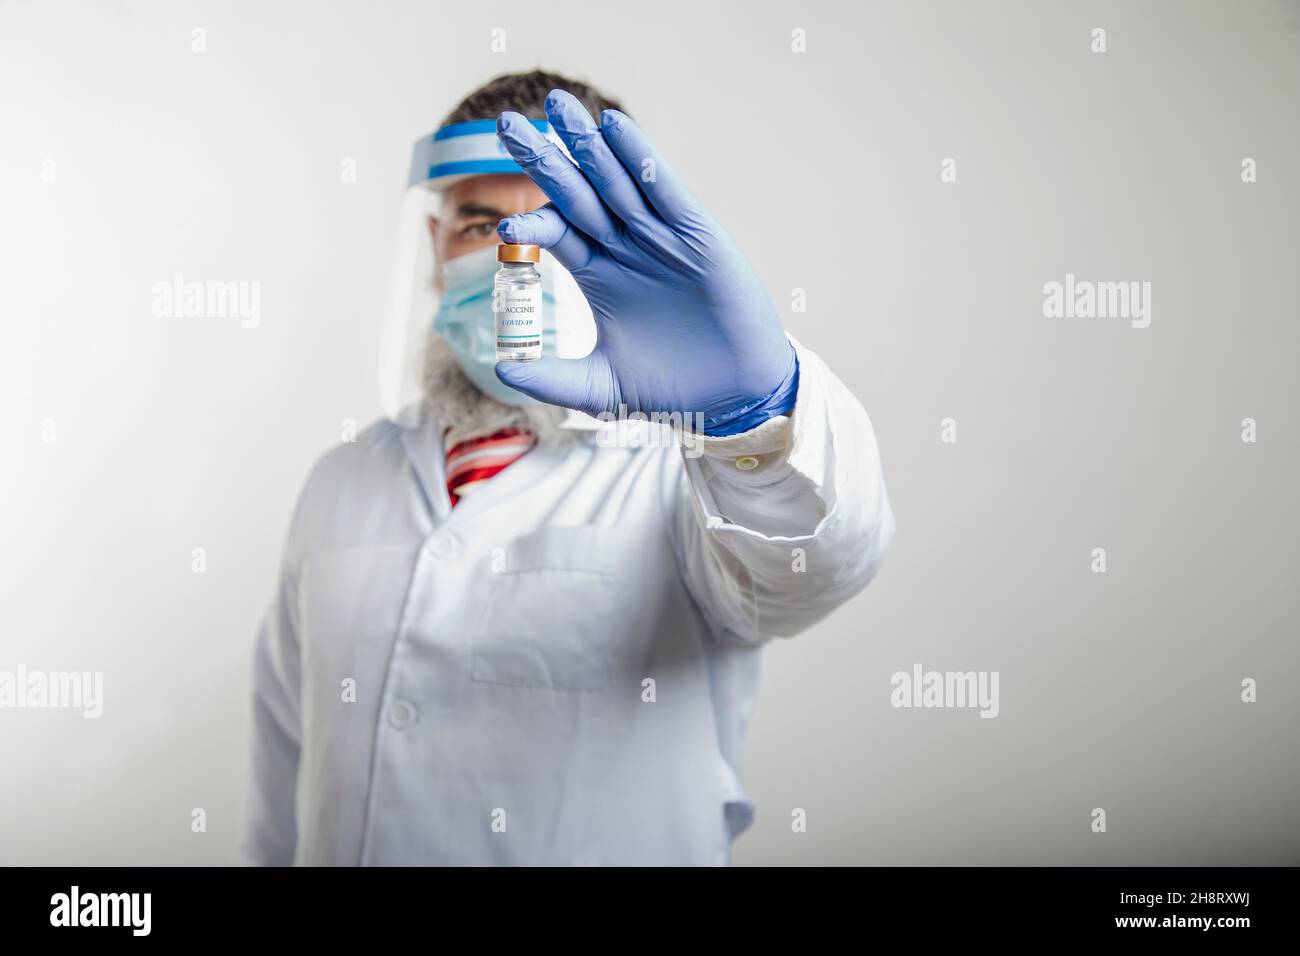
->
(433, 244), (562, 407)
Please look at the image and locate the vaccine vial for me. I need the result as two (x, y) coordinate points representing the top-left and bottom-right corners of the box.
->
(494, 243), (543, 362)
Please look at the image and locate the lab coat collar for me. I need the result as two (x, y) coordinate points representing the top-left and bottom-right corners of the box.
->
(395, 402), (452, 523)
(392, 401), (610, 524)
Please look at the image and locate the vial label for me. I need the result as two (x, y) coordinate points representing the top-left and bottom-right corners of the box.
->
(495, 285), (543, 361)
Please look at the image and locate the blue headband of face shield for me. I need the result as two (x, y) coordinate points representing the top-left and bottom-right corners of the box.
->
(407, 118), (567, 190)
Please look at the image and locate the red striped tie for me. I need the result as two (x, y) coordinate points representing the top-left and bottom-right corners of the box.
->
(444, 428), (536, 507)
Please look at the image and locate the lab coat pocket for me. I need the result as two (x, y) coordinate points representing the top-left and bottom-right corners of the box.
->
(470, 525), (623, 692)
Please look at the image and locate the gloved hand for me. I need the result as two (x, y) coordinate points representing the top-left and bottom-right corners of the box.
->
(494, 90), (798, 436)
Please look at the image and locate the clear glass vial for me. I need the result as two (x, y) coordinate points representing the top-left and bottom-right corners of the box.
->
(494, 243), (543, 362)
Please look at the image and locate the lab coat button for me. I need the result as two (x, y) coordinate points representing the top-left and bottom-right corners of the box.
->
(735, 456), (760, 471)
(426, 535), (460, 559)
(387, 700), (417, 730)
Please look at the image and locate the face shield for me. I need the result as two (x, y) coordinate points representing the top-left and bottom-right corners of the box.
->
(378, 119), (597, 428)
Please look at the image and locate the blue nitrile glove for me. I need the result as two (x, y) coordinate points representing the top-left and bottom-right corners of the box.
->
(493, 90), (798, 436)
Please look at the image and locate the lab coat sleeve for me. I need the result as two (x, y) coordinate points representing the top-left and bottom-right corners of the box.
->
(237, 483), (308, 866)
(670, 336), (894, 644)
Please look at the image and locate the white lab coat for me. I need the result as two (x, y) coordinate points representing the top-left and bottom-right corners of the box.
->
(240, 338), (893, 865)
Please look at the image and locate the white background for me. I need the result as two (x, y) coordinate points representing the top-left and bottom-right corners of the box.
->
(2, 0), (1297, 864)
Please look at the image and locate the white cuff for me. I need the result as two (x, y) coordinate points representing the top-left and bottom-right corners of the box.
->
(677, 335), (823, 486)
(680, 412), (795, 478)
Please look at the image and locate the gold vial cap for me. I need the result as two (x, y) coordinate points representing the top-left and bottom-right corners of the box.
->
(497, 243), (540, 263)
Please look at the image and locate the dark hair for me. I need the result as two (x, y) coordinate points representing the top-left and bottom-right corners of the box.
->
(440, 70), (627, 127)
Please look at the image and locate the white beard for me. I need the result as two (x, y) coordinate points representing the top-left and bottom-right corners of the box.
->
(420, 330), (571, 448)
